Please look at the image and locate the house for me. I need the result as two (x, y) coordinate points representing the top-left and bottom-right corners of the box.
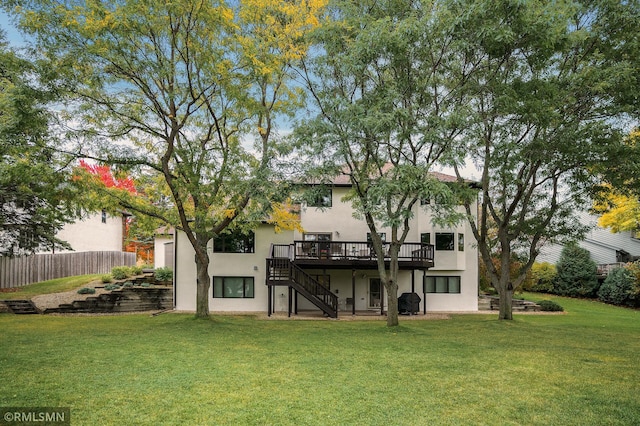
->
(154, 227), (174, 269)
(174, 172), (479, 317)
(537, 210), (640, 266)
(43, 210), (129, 254)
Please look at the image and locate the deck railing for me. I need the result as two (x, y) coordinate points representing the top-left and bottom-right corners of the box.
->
(272, 241), (434, 262)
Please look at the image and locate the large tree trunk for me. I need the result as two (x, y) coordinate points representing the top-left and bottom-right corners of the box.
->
(385, 279), (399, 327)
(496, 281), (514, 320)
(195, 250), (211, 319)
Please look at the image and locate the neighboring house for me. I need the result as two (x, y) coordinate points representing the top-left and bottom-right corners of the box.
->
(154, 227), (174, 269)
(43, 210), (128, 254)
(537, 210), (640, 266)
(174, 171), (479, 317)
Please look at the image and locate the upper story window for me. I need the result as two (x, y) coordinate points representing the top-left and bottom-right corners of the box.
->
(420, 233), (431, 245)
(101, 209), (107, 224)
(366, 232), (386, 242)
(458, 233), (465, 251)
(308, 187), (332, 208)
(213, 230), (255, 253)
(435, 232), (455, 251)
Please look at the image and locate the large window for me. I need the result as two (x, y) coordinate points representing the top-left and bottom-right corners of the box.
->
(424, 276), (461, 294)
(420, 233), (431, 245)
(435, 232), (455, 251)
(308, 187), (332, 207)
(213, 230), (255, 253)
(213, 277), (255, 298)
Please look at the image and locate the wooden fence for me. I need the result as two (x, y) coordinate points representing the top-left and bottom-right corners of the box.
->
(0, 251), (136, 289)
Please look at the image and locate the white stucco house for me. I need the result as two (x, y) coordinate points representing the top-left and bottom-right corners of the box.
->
(174, 172), (479, 317)
(43, 210), (128, 254)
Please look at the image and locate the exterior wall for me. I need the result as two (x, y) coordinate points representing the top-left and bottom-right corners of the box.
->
(174, 225), (294, 312)
(154, 235), (173, 268)
(537, 211), (640, 265)
(46, 212), (124, 253)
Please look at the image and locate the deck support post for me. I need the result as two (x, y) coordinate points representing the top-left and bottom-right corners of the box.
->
(288, 286), (292, 317)
(380, 282), (385, 316)
(423, 270), (427, 315)
(411, 270), (415, 315)
(351, 269), (356, 316)
(268, 285), (272, 317)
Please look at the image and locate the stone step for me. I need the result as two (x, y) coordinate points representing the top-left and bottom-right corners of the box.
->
(2, 300), (40, 314)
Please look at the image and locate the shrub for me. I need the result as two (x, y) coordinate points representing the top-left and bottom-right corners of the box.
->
(129, 265), (143, 276)
(101, 274), (113, 284)
(527, 262), (557, 293)
(553, 243), (599, 297)
(140, 282), (150, 288)
(111, 266), (131, 280)
(77, 287), (96, 295)
(155, 267), (173, 282)
(598, 266), (637, 307)
(104, 284), (120, 291)
(537, 300), (564, 312)
(122, 281), (133, 288)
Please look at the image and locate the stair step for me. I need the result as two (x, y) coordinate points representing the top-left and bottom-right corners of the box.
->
(2, 300), (40, 314)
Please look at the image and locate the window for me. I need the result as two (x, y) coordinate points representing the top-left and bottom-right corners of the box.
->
(308, 187), (332, 207)
(435, 232), (454, 250)
(420, 198), (431, 205)
(213, 231), (255, 253)
(213, 277), (255, 298)
(366, 232), (386, 242)
(424, 276), (461, 294)
(458, 233), (465, 251)
(420, 233), (431, 245)
(101, 209), (107, 224)
(303, 233), (332, 257)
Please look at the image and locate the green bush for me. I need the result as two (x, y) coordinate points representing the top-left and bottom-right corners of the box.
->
(122, 281), (133, 288)
(598, 266), (637, 307)
(77, 287), (96, 295)
(537, 300), (564, 312)
(129, 265), (143, 276)
(140, 282), (150, 288)
(104, 284), (120, 291)
(101, 274), (113, 284)
(527, 262), (557, 293)
(111, 266), (131, 280)
(553, 243), (599, 298)
(155, 267), (173, 282)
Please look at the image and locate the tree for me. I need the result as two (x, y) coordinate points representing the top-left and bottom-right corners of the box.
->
(8, 0), (325, 318)
(449, 0), (640, 319)
(294, 0), (470, 326)
(0, 31), (79, 256)
(554, 243), (599, 298)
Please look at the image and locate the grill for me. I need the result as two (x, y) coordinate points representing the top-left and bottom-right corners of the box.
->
(398, 292), (421, 314)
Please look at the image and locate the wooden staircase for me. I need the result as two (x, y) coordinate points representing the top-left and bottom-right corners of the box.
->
(267, 255), (338, 318)
(2, 300), (41, 314)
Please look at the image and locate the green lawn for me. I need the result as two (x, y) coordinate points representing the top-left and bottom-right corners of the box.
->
(1, 296), (639, 425)
(0, 275), (101, 300)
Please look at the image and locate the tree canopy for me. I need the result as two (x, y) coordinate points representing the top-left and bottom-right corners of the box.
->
(0, 31), (79, 256)
(7, 0), (325, 317)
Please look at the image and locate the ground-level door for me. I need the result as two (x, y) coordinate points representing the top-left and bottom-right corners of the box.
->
(369, 278), (382, 309)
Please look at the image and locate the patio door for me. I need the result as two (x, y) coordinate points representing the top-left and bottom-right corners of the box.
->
(369, 278), (381, 308)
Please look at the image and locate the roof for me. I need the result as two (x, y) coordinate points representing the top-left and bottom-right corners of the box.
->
(312, 164), (472, 186)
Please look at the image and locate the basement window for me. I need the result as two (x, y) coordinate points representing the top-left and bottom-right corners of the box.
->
(213, 277), (255, 298)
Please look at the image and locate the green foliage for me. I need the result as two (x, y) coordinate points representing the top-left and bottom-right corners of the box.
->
(154, 267), (172, 282)
(554, 243), (600, 298)
(0, 32), (81, 255)
(537, 300), (564, 312)
(526, 262), (557, 293)
(129, 265), (143, 276)
(140, 282), (150, 288)
(122, 281), (133, 289)
(77, 287), (96, 295)
(100, 275), (113, 284)
(104, 284), (120, 291)
(111, 266), (131, 280)
(598, 266), (637, 307)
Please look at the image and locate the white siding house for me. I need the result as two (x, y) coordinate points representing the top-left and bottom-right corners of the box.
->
(44, 210), (127, 254)
(174, 173), (479, 316)
(537, 210), (640, 265)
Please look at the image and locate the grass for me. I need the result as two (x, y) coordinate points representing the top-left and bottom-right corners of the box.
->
(0, 274), (101, 300)
(1, 295), (639, 425)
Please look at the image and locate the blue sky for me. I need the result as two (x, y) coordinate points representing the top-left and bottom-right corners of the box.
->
(0, 9), (28, 47)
